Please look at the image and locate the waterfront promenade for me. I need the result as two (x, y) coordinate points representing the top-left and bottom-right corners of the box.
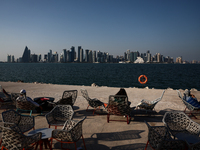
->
(0, 81), (200, 150)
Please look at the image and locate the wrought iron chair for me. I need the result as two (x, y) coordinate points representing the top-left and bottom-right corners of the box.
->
(2, 109), (35, 133)
(177, 90), (200, 119)
(162, 111), (200, 138)
(45, 105), (74, 129)
(136, 90), (165, 111)
(50, 117), (87, 150)
(80, 88), (105, 115)
(0, 123), (41, 150)
(106, 95), (131, 124)
(145, 121), (188, 150)
(16, 97), (39, 116)
(49, 90), (78, 107)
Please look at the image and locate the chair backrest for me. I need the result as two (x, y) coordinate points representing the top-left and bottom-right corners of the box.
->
(2, 109), (35, 133)
(177, 90), (196, 111)
(80, 89), (91, 102)
(58, 90), (78, 106)
(163, 111), (200, 135)
(52, 105), (74, 121)
(106, 95), (131, 115)
(52, 117), (86, 142)
(145, 120), (171, 149)
(2, 109), (21, 125)
(16, 100), (37, 110)
(152, 90), (165, 104)
(0, 124), (25, 150)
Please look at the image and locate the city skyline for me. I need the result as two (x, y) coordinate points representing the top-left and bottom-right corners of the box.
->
(7, 45), (197, 64)
(1, 0), (200, 62)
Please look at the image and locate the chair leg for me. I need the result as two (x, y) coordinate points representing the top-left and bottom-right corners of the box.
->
(93, 108), (96, 115)
(145, 140), (149, 150)
(74, 142), (77, 150)
(86, 105), (90, 111)
(82, 135), (87, 150)
(127, 115), (131, 124)
(107, 114), (110, 123)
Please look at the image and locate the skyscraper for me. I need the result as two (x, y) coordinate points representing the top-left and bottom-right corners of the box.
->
(70, 46), (75, 62)
(85, 49), (89, 62)
(78, 46), (81, 62)
(22, 46), (30, 63)
(80, 48), (83, 62)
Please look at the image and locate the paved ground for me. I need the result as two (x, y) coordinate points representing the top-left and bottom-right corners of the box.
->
(0, 81), (200, 150)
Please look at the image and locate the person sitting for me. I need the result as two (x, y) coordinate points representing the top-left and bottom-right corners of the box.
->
(115, 88), (131, 106)
(17, 89), (42, 112)
(184, 89), (200, 108)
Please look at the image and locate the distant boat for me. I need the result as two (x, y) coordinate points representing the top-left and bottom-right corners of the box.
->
(119, 61), (126, 64)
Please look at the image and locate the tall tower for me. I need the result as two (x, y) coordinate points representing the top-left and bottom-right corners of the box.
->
(80, 48), (83, 62)
(85, 49), (89, 62)
(78, 46), (81, 62)
(70, 46), (75, 62)
(22, 46), (30, 63)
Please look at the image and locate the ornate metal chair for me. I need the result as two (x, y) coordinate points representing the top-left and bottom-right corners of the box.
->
(50, 117), (87, 150)
(145, 121), (188, 150)
(177, 90), (200, 119)
(16, 99), (38, 116)
(0, 123), (41, 150)
(80, 89), (105, 115)
(49, 90), (78, 107)
(2, 109), (35, 133)
(45, 105), (74, 129)
(136, 90), (165, 112)
(162, 111), (200, 138)
(106, 95), (131, 124)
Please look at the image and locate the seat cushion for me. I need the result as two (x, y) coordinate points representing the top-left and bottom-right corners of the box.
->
(187, 97), (200, 108)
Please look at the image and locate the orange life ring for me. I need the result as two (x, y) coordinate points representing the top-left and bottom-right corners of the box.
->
(138, 75), (148, 84)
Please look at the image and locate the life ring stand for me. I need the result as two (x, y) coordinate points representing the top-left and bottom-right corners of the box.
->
(138, 75), (148, 84)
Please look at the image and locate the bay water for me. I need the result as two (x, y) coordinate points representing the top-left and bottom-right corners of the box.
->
(0, 63), (199, 90)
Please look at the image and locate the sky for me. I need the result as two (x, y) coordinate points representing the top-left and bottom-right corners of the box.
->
(0, 0), (200, 62)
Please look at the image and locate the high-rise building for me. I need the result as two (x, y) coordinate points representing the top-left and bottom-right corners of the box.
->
(176, 57), (182, 63)
(85, 49), (89, 62)
(31, 54), (38, 62)
(127, 49), (130, 61)
(38, 54), (41, 62)
(11, 55), (15, 63)
(7, 55), (11, 63)
(88, 50), (93, 63)
(70, 46), (75, 62)
(92, 51), (96, 63)
(22, 46), (30, 63)
(80, 48), (83, 62)
(157, 53), (161, 62)
(62, 49), (67, 62)
(78, 46), (81, 62)
(48, 50), (52, 62)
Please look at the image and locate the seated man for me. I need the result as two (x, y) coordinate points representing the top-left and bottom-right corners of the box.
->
(184, 89), (200, 108)
(17, 89), (42, 112)
(115, 88), (131, 106)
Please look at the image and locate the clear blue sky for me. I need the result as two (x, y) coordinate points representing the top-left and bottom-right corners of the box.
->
(0, 0), (200, 62)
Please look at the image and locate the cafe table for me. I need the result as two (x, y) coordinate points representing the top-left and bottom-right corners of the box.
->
(28, 128), (54, 150)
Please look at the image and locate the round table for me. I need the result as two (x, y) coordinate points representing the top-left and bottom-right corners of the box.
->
(28, 128), (54, 150)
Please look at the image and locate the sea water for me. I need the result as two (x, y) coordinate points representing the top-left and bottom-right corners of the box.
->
(0, 63), (199, 90)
